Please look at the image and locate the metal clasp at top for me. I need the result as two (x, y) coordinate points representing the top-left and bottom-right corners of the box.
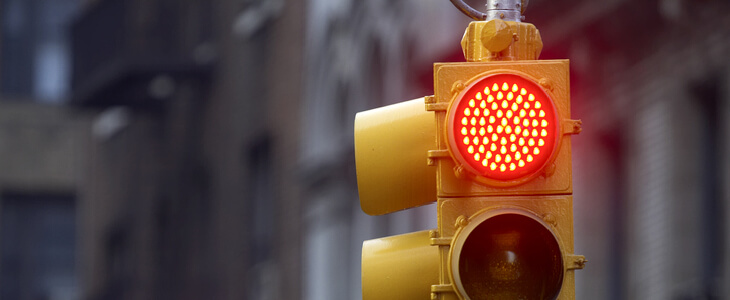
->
(449, 0), (529, 22)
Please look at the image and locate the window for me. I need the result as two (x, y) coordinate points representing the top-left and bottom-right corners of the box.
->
(1, 0), (78, 102)
(0, 192), (77, 300)
(245, 135), (278, 299)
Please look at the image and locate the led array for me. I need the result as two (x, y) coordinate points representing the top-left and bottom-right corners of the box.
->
(451, 74), (556, 180)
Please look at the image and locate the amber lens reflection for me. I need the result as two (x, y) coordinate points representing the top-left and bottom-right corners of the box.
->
(458, 214), (563, 300)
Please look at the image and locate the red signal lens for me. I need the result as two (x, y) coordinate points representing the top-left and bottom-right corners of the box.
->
(448, 73), (558, 181)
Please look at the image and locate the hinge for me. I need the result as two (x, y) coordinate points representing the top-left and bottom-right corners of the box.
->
(563, 119), (583, 135)
(429, 230), (452, 246)
(427, 149), (450, 166)
(431, 284), (455, 299)
(429, 237), (452, 246)
(425, 95), (448, 111)
(566, 254), (587, 270)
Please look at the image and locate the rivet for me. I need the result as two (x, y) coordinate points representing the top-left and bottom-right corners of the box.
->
(451, 81), (466, 95)
(455, 215), (469, 228)
(544, 163), (556, 177)
(539, 78), (553, 90)
(543, 214), (557, 226)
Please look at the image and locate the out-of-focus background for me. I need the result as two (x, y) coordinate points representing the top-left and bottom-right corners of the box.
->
(0, 0), (729, 299)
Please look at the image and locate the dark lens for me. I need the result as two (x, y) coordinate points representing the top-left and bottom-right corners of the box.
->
(458, 214), (563, 300)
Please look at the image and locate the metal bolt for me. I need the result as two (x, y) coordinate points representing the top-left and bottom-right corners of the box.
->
(574, 121), (583, 134)
(455, 215), (469, 228)
(451, 81), (466, 95)
(543, 213), (557, 226)
(544, 162), (557, 177)
(539, 78), (553, 91)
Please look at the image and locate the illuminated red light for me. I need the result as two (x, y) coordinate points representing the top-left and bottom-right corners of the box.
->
(448, 73), (558, 181)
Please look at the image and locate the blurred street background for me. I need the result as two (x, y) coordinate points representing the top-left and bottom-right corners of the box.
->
(0, 0), (729, 299)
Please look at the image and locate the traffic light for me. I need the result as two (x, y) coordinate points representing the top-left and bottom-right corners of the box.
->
(356, 1), (585, 299)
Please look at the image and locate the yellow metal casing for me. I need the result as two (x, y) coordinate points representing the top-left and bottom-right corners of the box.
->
(354, 98), (437, 215)
(430, 60), (580, 197)
(361, 230), (439, 299)
(461, 20), (543, 62)
(426, 22), (585, 299)
(432, 196), (585, 300)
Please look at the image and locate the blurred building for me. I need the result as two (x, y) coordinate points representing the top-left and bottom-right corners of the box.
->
(0, 103), (87, 300)
(0, 0), (87, 299)
(529, 1), (730, 298)
(0, 0), (726, 300)
(70, 0), (303, 299)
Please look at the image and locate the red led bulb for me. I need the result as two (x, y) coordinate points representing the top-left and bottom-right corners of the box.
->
(448, 73), (558, 181)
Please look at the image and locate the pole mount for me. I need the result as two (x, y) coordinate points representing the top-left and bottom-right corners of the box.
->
(449, 0), (529, 22)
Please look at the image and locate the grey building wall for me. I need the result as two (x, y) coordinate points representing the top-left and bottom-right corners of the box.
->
(74, 0), (304, 299)
(0, 1), (88, 299)
(0, 103), (87, 191)
(562, 2), (730, 299)
(0, 101), (90, 300)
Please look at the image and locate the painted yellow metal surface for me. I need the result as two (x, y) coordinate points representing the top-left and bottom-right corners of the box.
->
(426, 21), (584, 300)
(480, 19), (514, 53)
(361, 230), (439, 299)
(354, 98), (437, 215)
(448, 207), (566, 299)
(432, 60), (576, 197)
(461, 20), (543, 62)
(434, 196), (583, 300)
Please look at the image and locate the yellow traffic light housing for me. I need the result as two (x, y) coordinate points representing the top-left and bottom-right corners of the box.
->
(449, 209), (564, 299)
(356, 2), (585, 299)
(354, 98), (437, 215)
(431, 60), (581, 196)
(443, 68), (563, 186)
